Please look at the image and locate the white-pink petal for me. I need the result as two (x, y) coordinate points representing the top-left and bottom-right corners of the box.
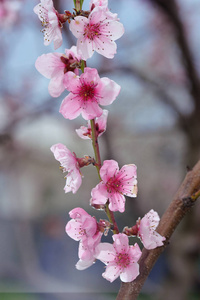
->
(113, 233), (129, 253)
(102, 263), (121, 283)
(95, 243), (115, 263)
(76, 258), (95, 270)
(120, 263), (139, 282)
(100, 160), (119, 182)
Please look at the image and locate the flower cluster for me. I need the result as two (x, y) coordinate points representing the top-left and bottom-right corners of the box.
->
(34, 0), (165, 284)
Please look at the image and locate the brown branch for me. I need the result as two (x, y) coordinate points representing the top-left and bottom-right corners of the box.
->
(149, 0), (200, 113)
(116, 159), (200, 300)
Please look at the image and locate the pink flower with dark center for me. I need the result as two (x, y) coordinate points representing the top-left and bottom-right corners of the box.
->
(50, 143), (82, 194)
(65, 207), (97, 241)
(91, 160), (137, 213)
(137, 209), (166, 249)
(76, 109), (108, 139)
(65, 207), (102, 270)
(34, 0), (62, 49)
(69, 6), (124, 60)
(35, 46), (81, 97)
(60, 67), (120, 120)
(95, 233), (142, 282)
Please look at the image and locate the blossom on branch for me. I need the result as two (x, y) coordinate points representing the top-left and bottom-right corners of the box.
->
(35, 46), (81, 97)
(66, 207), (97, 241)
(60, 67), (120, 120)
(34, 0), (62, 49)
(50, 143), (82, 194)
(76, 109), (108, 139)
(90, 0), (108, 10)
(69, 6), (124, 60)
(95, 233), (142, 282)
(91, 160), (137, 213)
(77, 231), (102, 270)
(137, 209), (166, 249)
(65, 207), (102, 270)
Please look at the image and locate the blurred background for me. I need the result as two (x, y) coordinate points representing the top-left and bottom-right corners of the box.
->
(0, 0), (200, 299)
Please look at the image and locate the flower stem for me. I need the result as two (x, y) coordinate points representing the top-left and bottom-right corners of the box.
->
(105, 203), (119, 234)
(90, 119), (101, 180)
(90, 119), (119, 234)
(74, 0), (84, 11)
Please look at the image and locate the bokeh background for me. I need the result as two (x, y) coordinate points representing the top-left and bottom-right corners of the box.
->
(0, 0), (200, 299)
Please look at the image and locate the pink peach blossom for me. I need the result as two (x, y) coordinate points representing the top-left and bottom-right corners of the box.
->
(69, 6), (124, 60)
(137, 209), (166, 250)
(91, 160), (137, 213)
(65, 207), (97, 241)
(50, 143), (82, 194)
(35, 46), (81, 97)
(60, 67), (120, 120)
(65, 207), (102, 270)
(76, 231), (102, 270)
(34, 0), (62, 49)
(76, 109), (108, 139)
(95, 233), (142, 282)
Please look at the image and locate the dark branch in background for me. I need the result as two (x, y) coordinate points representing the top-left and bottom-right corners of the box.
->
(117, 159), (200, 300)
(149, 0), (200, 113)
(147, 0), (200, 166)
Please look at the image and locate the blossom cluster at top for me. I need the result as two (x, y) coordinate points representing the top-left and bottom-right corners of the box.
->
(34, 0), (165, 284)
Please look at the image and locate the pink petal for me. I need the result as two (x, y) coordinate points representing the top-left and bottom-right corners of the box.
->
(81, 101), (102, 120)
(128, 243), (142, 262)
(69, 16), (87, 38)
(105, 19), (125, 40)
(120, 262), (139, 282)
(48, 70), (65, 97)
(69, 207), (89, 219)
(117, 164), (137, 197)
(100, 160), (119, 182)
(50, 143), (70, 159)
(65, 219), (83, 241)
(91, 182), (108, 205)
(76, 258), (95, 270)
(95, 243), (115, 263)
(59, 94), (82, 120)
(35, 53), (63, 78)
(113, 233), (129, 253)
(102, 263), (121, 282)
(77, 36), (95, 60)
(81, 67), (99, 84)
(98, 77), (121, 105)
(108, 192), (125, 213)
(64, 168), (82, 194)
(95, 37), (117, 59)
(63, 72), (80, 91)
(75, 125), (90, 140)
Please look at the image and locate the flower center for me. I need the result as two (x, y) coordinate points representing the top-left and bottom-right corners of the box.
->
(115, 252), (130, 269)
(60, 54), (78, 73)
(78, 225), (86, 237)
(84, 23), (101, 40)
(78, 81), (97, 101)
(106, 177), (120, 193)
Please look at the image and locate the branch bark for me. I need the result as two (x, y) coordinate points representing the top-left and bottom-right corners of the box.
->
(116, 159), (200, 300)
(149, 0), (200, 113)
